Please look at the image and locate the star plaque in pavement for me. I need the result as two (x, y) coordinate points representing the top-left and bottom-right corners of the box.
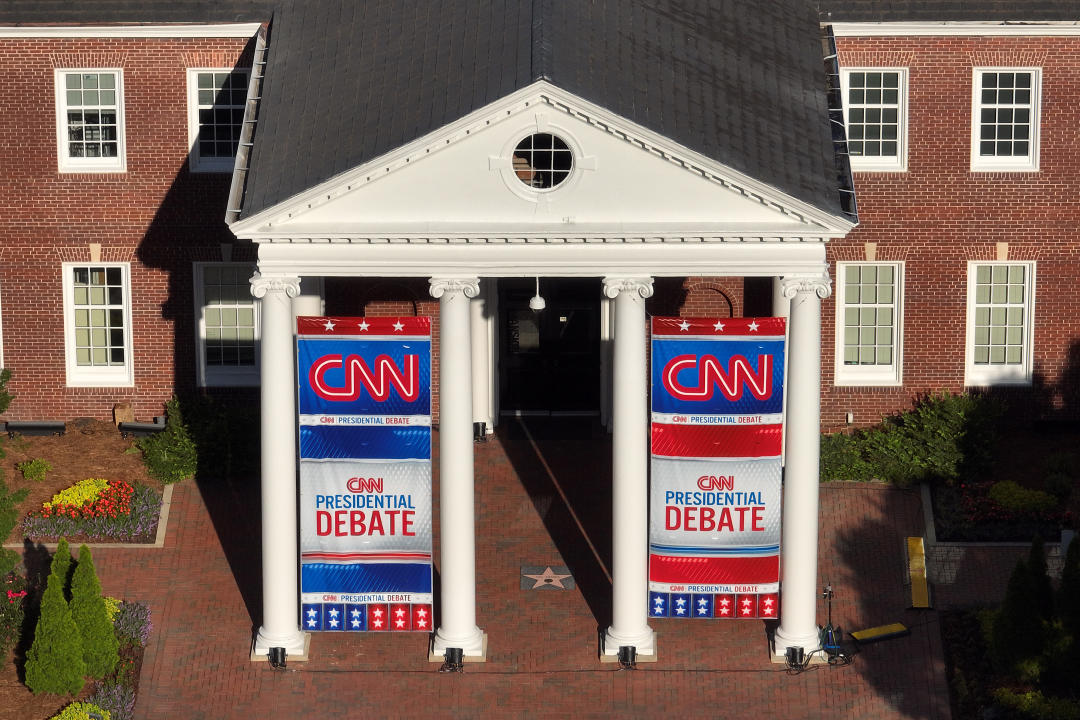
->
(520, 565), (575, 590)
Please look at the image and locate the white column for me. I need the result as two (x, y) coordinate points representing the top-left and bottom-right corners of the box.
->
(429, 277), (487, 659)
(774, 275), (831, 658)
(470, 279), (493, 434)
(601, 276), (656, 659)
(250, 272), (307, 658)
(771, 277), (791, 318)
(292, 276), (325, 320)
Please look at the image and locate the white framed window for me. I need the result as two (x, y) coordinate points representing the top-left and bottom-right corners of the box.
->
(841, 68), (908, 172)
(194, 263), (259, 386)
(965, 262), (1035, 386)
(62, 263), (134, 387)
(834, 262), (904, 385)
(54, 69), (126, 172)
(186, 68), (249, 173)
(971, 68), (1041, 171)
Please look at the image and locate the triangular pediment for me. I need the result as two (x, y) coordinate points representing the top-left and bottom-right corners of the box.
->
(231, 82), (852, 239)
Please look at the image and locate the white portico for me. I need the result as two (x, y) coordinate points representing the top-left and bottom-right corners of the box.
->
(230, 77), (853, 663)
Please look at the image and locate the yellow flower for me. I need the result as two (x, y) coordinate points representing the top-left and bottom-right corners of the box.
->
(42, 478), (110, 511)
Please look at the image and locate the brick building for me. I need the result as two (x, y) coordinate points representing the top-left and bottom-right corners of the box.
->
(0, 0), (1076, 663)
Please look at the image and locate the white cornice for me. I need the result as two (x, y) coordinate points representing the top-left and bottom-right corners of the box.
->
(0, 23), (262, 38)
(253, 236), (831, 280)
(830, 21), (1080, 37)
(229, 80), (854, 238)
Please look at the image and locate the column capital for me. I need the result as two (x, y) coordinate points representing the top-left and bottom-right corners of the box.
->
(602, 276), (654, 300)
(779, 274), (832, 300)
(250, 272), (301, 299)
(429, 277), (480, 299)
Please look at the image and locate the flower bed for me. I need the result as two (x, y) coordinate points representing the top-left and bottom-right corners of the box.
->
(933, 481), (1067, 543)
(21, 479), (161, 543)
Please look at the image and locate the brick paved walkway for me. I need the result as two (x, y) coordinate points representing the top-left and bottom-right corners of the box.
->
(88, 419), (954, 719)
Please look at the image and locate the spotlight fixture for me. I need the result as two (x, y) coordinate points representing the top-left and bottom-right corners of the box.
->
(529, 276), (546, 311)
(439, 646), (465, 673)
(268, 646), (287, 669)
(617, 645), (636, 669)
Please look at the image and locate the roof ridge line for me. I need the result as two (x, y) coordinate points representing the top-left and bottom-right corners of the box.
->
(530, 0), (552, 81)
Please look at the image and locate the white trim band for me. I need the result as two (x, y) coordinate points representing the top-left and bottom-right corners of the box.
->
(0, 23), (262, 38)
(830, 21), (1080, 37)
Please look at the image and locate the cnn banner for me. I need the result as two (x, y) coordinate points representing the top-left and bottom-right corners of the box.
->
(296, 317), (433, 632)
(649, 317), (785, 620)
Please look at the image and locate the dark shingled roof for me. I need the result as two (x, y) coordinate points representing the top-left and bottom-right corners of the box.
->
(0, 1), (275, 24)
(239, 0), (846, 221)
(818, 1), (1080, 22)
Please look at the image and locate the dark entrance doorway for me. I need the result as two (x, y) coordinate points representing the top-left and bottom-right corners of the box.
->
(498, 278), (601, 415)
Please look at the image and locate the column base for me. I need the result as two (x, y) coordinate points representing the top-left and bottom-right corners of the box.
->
(600, 627), (657, 662)
(429, 627), (487, 661)
(251, 627), (309, 662)
(772, 625), (822, 660)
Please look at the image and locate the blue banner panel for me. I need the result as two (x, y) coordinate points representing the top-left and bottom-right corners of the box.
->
(650, 317), (786, 615)
(297, 337), (431, 416)
(302, 562), (434, 594)
(299, 425), (432, 460)
(297, 317), (433, 631)
(651, 338), (785, 416)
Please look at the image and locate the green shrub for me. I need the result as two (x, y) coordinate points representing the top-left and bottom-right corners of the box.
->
(820, 392), (1002, 486)
(17, 458), (52, 483)
(51, 538), (73, 600)
(1059, 539), (1080, 633)
(989, 481), (1057, 514)
(1029, 536), (1055, 622)
(0, 367), (12, 417)
(0, 571), (27, 656)
(48, 701), (111, 720)
(70, 545), (118, 679)
(137, 397), (197, 484)
(25, 574), (86, 695)
(991, 688), (1080, 720)
(991, 558), (1046, 675)
(1044, 473), (1074, 503)
(819, 432), (874, 481)
(0, 477), (29, 576)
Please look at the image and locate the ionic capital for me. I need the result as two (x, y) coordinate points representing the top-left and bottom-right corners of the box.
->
(429, 277), (481, 299)
(779, 274), (832, 300)
(602, 276), (654, 300)
(250, 272), (301, 299)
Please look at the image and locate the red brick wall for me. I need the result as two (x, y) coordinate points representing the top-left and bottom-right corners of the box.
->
(820, 34), (1080, 430)
(0, 35), (255, 421)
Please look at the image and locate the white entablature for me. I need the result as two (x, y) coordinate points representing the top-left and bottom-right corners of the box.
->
(229, 82), (853, 279)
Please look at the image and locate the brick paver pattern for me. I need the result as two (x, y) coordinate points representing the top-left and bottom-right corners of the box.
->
(89, 419), (957, 719)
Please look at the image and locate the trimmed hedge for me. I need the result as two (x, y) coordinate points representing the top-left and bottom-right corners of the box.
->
(820, 392), (1002, 487)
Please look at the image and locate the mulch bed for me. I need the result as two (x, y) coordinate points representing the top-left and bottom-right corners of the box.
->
(2, 418), (165, 545)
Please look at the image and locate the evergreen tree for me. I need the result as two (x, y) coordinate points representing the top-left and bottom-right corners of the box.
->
(1028, 536), (1055, 621)
(992, 558), (1045, 673)
(50, 538), (72, 600)
(24, 574), (85, 695)
(1060, 538), (1080, 634)
(70, 545), (118, 679)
